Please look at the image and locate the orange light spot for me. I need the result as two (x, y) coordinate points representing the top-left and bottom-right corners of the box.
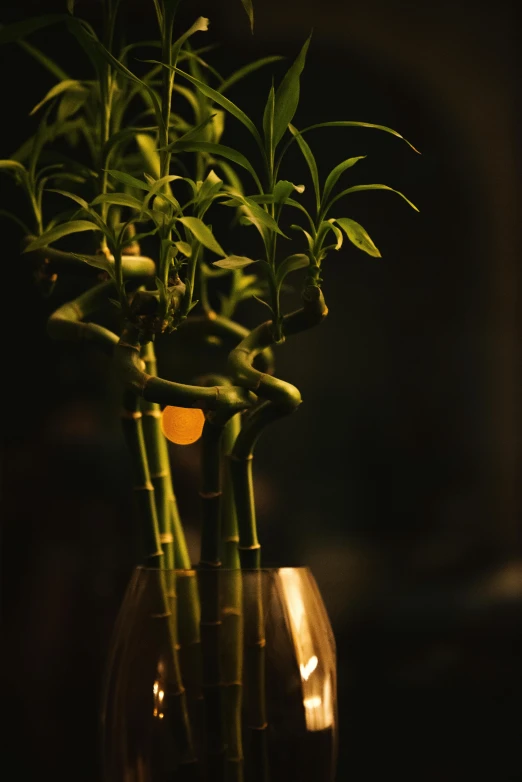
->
(161, 406), (205, 445)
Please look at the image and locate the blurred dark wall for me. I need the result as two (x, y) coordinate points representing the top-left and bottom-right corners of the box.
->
(1, 1), (521, 780)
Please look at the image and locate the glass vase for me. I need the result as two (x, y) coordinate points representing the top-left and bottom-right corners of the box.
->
(101, 566), (337, 782)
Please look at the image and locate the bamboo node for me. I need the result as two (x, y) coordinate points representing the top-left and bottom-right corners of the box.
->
(222, 607), (241, 617)
(200, 619), (222, 627)
(249, 723), (268, 731)
(151, 612), (171, 619)
(121, 410), (142, 419)
(229, 453), (254, 462)
(222, 680), (243, 688)
(223, 536), (240, 543)
(253, 638), (266, 648)
(238, 544), (261, 551)
(159, 533), (174, 544)
(151, 470), (169, 479)
(199, 559), (222, 568)
(143, 409), (162, 418)
(133, 482), (154, 492)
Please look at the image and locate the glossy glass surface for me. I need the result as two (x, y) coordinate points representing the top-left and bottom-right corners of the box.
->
(101, 566), (337, 781)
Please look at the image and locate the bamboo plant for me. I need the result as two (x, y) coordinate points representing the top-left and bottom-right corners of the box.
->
(0, 1), (419, 779)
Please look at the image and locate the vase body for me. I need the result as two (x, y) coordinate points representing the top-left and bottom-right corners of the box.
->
(101, 566), (337, 782)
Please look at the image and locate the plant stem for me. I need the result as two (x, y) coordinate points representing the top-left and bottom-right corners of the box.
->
(221, 415), (244, 782)
(115, 324), (256, 413)
(121, 391), (196, 770)
(227, 285), (329, 781)
(140, 340), (176, 569)
(47, 280), (119, 354)
(121, 390), (163, 567)
(198, 410), (227, 781)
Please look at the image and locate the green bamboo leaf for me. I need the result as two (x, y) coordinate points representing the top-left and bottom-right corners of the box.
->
(70, 252), (115, 278)
(68, 19), (162, 123)
(176, 113), (216, 143)
(91, 193), (144, 210)
(273, 179), (304, 204)
(253, 295), (274, 314)
(172, 48), (224, 84)
(275, 253), (309, 289)
(250, 192), (314, 232)
(214, 160), (244, 194)
(47, 188), (89, 211)
(174, 241), (192, 257)
(18, 39), (69, 81)
(136, 133), (161, 179)
(220, 56), (284, 94)
(57, 90), (88, 122)
(290, 121), (420, 153)
(0, 160), (28, 177)
(168, 139), (263, 192)
(29, 79), (86, 116)
(326, 184), (419, 214)
(23, 220), (100, 252)
(273, 32), (312, 146)
(287, 124), (320, 213)
(197, 170), (224, 208)
(0, 208), (30, 234)
(177, 216), (225, 256)
(172, 82), (200, 117)
(290, 223), (314, 253)
(151, 190), (180, 214)
(65, 18), (108, 76)
(322, 156), (367, 207)
(171, 17), (209, 65)
(106, 169), (151, 192)
(0, 15), (68, 44)
(262, 83), (275, 163)
(324, 219), (343, 250)
(334, 217), (381, 257)
(167, 65), (264, 151)
(221, 193), (288, 237)
(29, 103), (54, 183)
(240, 0), (254, 32)
(213, 255), (256, 269)
(146, 174), (184, 201)
(103, 126), (157, 162)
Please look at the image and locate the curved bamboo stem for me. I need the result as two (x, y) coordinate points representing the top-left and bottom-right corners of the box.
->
(47, 281), (119, 354)
(227, 285), (328, 782)
(114, 323), (257, 412)
(23, 236), (157, 279)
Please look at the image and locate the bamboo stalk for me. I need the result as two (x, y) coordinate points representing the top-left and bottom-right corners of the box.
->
(221, 415), (244, 782)
(140, 340), (175, 570)
(140, 342), (203, 713)
(120, 389), (196, 772)
(225, 285), (329, 782)
(114, 324), (256, 413)
(23, 235), (157, 279)
(199, 416), (226, 782)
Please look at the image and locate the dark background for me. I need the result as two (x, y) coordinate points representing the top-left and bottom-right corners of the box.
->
(1, 0), (521, 780)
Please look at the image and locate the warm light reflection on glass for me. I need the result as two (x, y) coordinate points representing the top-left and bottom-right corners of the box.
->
(279, 568), (334, 731)
(300, 655), (318, 681)
(153, 680), (165, 719)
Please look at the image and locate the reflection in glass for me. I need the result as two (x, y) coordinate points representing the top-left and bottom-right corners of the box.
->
(101, 566), (337, 782)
